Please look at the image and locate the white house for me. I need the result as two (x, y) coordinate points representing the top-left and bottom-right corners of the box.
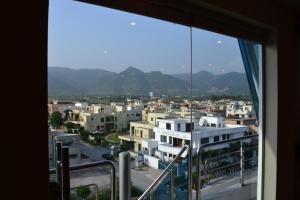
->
(141, 116), (247, 168)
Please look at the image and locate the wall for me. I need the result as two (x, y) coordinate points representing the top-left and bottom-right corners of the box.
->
(143, 155), (160, 169)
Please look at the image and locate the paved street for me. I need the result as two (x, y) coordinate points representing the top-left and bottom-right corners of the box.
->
(79, 141), (110, 162)
(131, 166), (162, 191)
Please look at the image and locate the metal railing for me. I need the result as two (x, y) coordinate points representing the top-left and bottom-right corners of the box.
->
(138, 145), (191, 200)
(196, 134), (258, 200)
(49, 142), (116, 200)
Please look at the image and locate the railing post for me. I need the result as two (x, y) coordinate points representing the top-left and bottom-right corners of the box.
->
(240, 140), (245, 187)
(119, 152), (131, 200)
(204, 160), (208, 185)
(196, 148), (202, 200)
(61, 146), (70, 200)
(169, 169), (174, 200)
(188, 147), (193, 200)
(111, 164), (116, 200)
(56, 142), (63, 189)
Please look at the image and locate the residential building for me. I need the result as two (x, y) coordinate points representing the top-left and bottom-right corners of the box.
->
(141, 116), (247, 168)
(226, 101), (255, 118)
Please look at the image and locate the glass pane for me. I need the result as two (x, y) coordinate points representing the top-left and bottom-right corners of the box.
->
(192, 27), (261, 200)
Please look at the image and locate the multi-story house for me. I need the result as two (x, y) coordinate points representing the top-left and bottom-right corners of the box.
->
(67, 102), (142, 133)
(141, 116), (247, 169)
(119, 112), (176, 152)
(226, 101), (255, 118)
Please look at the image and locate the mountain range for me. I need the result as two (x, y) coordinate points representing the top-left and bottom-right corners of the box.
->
(48, 66), (250, 96)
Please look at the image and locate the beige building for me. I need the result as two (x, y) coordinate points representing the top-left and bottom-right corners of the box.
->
(119, 112), (175, 152)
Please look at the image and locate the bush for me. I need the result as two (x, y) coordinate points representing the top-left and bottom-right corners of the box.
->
(76, 186), (91, 199)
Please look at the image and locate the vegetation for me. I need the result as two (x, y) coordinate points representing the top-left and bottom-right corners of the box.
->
(76, 186), (91, 200)
(97, 185), (143, 200)
(49, 111), (63, 128)
(65, 122), (80, 133)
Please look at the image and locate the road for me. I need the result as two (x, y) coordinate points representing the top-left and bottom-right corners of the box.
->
(79, 140), (111, 162)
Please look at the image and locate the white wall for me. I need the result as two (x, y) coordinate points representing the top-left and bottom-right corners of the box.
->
(143, 155), (160, 169)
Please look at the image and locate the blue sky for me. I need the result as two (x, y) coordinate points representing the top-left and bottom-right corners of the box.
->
(48, 0), (245, 75)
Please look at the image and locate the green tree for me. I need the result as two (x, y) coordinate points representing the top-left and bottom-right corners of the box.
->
(49, 111), (63, 128)
(65, 122), (77, 132)
(76, 186), (91, 200)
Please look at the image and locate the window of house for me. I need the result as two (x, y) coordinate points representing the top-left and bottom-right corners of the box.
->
(214, 136), (220, 142)
(186, 123), (191, 132)
(160, 135), (167, 142)
(101, 117), (104, 122)
(166, 123), (171, 130)
(201, 137), (209, 144)
(169, 136), (173, 144)
(177, 123), (181, 131)
(211, 123), (216, 127)
(222, 134), (227, 140)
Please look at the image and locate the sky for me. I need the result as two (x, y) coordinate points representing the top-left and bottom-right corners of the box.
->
(48, 0), (245, 75)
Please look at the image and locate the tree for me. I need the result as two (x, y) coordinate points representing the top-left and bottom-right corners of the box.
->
(49, 111), (63, 128)
(65, 122), (78, 132)
(76, 186), (91, 200)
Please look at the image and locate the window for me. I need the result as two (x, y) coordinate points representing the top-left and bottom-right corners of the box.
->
(214, 136), (220, 142)
(177, 123), (181, 131)
(169, 136), (173, 144)
(166, 123), (171, 130)
(237, 120), (241, 124)
(48, 2), (264, 199)
(222, 134), (227, 140)
(160, 135), (167, 142)
(201, 137), (209, 144)
(186, 123), (191, 132)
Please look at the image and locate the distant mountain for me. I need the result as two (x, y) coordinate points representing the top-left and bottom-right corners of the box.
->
(172, 71), (250, 96)
(48, 67), (250, 96)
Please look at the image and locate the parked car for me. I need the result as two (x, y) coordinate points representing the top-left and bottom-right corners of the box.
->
(102, 153), (113, 160)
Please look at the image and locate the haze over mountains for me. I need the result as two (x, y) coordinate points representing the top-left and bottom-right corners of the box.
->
(48, 67), (250, 97)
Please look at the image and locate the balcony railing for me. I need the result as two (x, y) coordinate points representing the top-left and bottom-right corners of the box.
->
(196, 134), (258, 200)
(49, 142), (116, 200)
(138, 145), (191, 200)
